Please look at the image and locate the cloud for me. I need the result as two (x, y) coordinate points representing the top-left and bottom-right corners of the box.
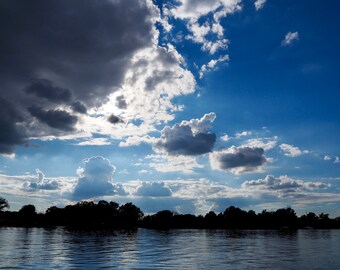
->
(242, 137), (278, 151)
(135, 182), (172, 197)
(73, 156), (127, 199)
(108, 114), (123, 124)
(0, 98), (27, 154)
(0, 0), (159, 152)
(155, 113), (216, 156)
(23, 169), (59, 191)
(199, 55), (229, 78)
(242, 175), (331, 195)
(71, 101), (87, 114)
(145, 154), (204, 174)
(28, 106), (78, 131)
(210, 146), (267, 174)
(254, 0), (266, 11)
(335, 156), (340, 164)
(165, 0), (241, 54)
(324, 155), (332, 161)
(282, 31), (299, 46)
(235, 131), (252, 138)
(221, 134), (231, 142)
(24, 79), (73, 104)
(279, 143), (309, 157)
(77, 138), (111, 146)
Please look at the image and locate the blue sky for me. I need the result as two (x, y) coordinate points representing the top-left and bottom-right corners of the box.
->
(1, 0), (340, 216)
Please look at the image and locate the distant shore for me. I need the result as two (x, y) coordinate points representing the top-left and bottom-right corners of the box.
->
(1, 199), (340, 230)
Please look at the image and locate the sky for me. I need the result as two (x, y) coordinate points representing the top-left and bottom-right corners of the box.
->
(1, 0), (340, 216)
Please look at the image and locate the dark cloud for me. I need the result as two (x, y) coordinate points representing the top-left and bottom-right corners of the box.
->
(73, 156), (127, 199)
(72, 101), (87, 114)
(108, 114), (123, 124)
(135, 182), (172, 197)
(0, 98), (27, 154)
(24, 79), (72, 103)
(156, 122), (216, 156)
(116, 96), (127, 109)
(210, 147), (267, 174)
(28, 106), (78, 131)
(0, 0), (156, 153)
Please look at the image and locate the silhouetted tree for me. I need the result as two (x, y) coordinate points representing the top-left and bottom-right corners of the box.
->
(0, 197), (9, 211)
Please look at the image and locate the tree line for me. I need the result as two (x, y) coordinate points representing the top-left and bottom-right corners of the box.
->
(0, 197), (339, 229)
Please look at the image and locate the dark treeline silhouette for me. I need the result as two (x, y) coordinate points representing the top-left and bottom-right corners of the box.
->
(1, 197), (340, 229)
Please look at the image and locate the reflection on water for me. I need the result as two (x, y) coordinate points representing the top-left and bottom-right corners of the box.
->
(0, 228), (339, 269)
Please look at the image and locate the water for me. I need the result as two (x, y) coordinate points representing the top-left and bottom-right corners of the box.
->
(0, 228), (339, 269)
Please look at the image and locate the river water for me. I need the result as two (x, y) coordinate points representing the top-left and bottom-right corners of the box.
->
(0, 228), (339, 269)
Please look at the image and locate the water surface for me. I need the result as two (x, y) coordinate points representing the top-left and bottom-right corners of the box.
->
(0, 228), (339, 269)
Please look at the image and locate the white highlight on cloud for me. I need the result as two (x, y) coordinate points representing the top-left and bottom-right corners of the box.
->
(279, 143), (309, 157)
(199, 55), (229, 78)
(335, 156), (340, 164)
(282, 31), (299, 46)
(324, 155), (332, 161)
(254, 0), (266, 11)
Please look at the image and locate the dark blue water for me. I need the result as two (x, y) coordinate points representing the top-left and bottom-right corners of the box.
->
(0, 228), (339, 269)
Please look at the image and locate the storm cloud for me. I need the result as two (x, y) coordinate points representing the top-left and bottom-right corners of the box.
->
(0, 0), (156, 153)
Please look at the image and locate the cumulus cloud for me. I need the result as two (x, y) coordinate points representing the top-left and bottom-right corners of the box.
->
(210, 146), (267, 174)
(335, 156), (340, 164)
(242, 137), (278, 151)
(254, 0), (266, 11)
(155, 113), (216, 156)
(23, 169), (59, 191)
(282, 31), (299, 46)
(324, 155), (332, 161)
(135, 182), (172, 197)
(242, 175), (331, 195)
(73, 156), (127, 199)
(108, 114), (124, 124)
(279, 143), (309, 157)
(235, 131), (252, 138)
(221, 134), (231, 142)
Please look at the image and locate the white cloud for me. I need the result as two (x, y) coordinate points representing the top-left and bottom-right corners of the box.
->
(166, 0), (241, 54)
(235, 130), (252, 138)
(279, 143), (309, 157)
(282, 31), (299, 46)
(199, 55), (229, 78)
(145, 154), (204, 174)
(221, 134), (231, 142)
(77, 138), (111, 146)
(242, 137), (278, 151)
(335, 156), (340, 164)
(254, 0), (266, 11)
(23, 169), (60, 191)
(324, 155), (332, 161)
